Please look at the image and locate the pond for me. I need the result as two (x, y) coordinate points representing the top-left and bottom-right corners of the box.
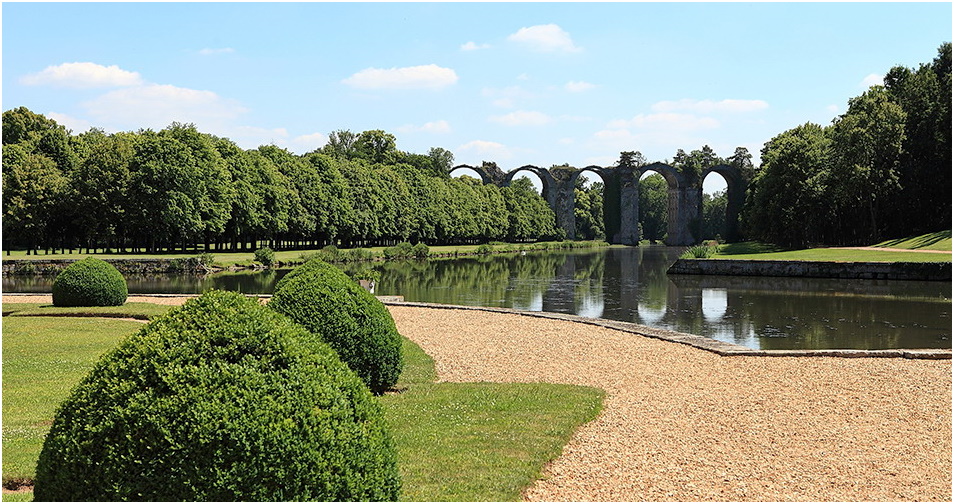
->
(4, 246), (950, 350)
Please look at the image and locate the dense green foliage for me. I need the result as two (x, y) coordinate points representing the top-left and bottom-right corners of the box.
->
(269, 259), (403, 394)
(638, 173), (669, 242)
(33, 291), (400, 501)
(253, 246), (275, 266)
(743, 43), (951, 247)
(574, 177), (605, 241)
(1, 115), (559, 254)
(701, 190), (728, 241)
(51, 257), (127, 307)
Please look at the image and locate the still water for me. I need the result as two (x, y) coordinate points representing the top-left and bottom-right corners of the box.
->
(4, 247), (950, 350)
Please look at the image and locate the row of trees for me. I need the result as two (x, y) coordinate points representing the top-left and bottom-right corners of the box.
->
(2, 111), (560, 254)
(743, 43), (951, 247)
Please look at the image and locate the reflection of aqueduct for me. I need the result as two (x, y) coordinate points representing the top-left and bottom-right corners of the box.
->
(448, 161), (747, 246)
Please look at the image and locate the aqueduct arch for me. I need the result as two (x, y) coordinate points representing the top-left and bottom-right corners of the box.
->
(451, 160), (748, 246)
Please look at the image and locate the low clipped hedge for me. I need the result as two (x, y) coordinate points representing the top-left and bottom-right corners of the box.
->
(51, 257), (128, 307)
(269, 259), (403, 394)
(33, 290), (400, 502)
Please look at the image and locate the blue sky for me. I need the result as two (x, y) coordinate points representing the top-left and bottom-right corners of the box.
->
(3, 2), (951, 193)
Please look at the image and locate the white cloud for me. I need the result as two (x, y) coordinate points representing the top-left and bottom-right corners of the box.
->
(860, 73), (884, 88)
(508, 24), (582, 53)
(397, 120), (452, 134)
(565, 81), (596, 93)
(82, 83), (247, 131)
(342, 64), (458, 90)
(460, 41), (491, 51)
(458, 140), (513, 160)
(46, 112), (93, 133)
(651, 99), (768, 114)
(198, 47), (235, 56)
(608, 113), (720, 131)
(481, 85), (534, 108)
(826, 104), (840, 114)
(21, 62), (142, 88)
(489, 110), (552, 127)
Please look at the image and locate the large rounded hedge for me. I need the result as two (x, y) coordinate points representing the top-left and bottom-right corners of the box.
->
(269, 259), (403, 394)
(51, 257), (128, 307)
(34, 290), (400, 502)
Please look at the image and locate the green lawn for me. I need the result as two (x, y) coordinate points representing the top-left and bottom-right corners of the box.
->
(713, 238), (951, 263)
(2, 308), (603, 502)
(873, 230), (952, 251)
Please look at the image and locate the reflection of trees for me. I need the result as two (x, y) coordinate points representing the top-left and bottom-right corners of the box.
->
(668, 274), (952, 350)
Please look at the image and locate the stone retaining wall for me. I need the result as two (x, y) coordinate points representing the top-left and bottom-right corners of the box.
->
(667, 258), (951, 281)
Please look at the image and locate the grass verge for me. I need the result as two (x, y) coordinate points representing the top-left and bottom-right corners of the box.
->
(713, 241), (951, 263)
(2, 309), (603, 502)
(873, 230), (951, 251)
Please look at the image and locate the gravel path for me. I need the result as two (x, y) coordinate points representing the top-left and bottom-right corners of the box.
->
(5, 295), (950, 501)
(387, 305), (952, 502)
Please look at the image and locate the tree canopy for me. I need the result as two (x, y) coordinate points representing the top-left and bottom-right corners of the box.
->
(1, 116), (559, 253)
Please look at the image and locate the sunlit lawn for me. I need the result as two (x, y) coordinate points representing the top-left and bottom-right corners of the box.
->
(714, 238), (951, 263)
(2, 308), (603, 502)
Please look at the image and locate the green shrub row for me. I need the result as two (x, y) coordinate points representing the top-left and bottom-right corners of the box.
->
(34, 290), (400, 501)
(382, 242), (430, 260)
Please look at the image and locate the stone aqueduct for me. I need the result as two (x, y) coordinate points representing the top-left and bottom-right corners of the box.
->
(448, 161), (747, 246)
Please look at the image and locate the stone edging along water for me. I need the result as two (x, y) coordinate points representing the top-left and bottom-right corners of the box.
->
(4, 293), (949, 360)
(667, 258), (952, 281)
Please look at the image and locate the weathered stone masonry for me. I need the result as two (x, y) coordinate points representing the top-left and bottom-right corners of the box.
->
(450, 161), (747, 246)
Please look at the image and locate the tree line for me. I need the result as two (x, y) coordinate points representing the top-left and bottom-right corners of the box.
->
(743, 43), (951, 247)
(2, 114), (561, 254)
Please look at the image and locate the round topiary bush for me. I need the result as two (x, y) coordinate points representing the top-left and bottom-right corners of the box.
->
(269, 259), (403, 394)
(51, 257), (128, 307)
(34, 290), (400, 502)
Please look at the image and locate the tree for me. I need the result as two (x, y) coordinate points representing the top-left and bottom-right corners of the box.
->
(574, 177), (605, 241)
(322, 129), (359, 160)
(701, 190), (728, 241)
(356, 130), (398, 165)
(71, 130), (136, 251)
(743, 123), (831, 248)
(828, 86), (906, 243)
(2, 152), (68, 253)
(638, 173), (668, 243)
(427, 147), (454, 177)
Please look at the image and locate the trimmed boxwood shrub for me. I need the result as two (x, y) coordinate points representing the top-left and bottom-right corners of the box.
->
(34, 290), (400, 502)
(51, 257), (128, 307)
(269, 259), (403, 394)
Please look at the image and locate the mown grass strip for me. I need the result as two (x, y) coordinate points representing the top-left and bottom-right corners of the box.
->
(713, 241), (951, 263)
(873, 230), (951, 251)
(2, 309), (604, 502)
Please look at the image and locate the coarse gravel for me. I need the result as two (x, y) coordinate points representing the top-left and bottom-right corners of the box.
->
(386, 304), (952, 502)
(5, 295), (950, 501)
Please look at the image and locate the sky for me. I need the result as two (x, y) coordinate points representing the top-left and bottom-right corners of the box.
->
(2, 2), (951, 194)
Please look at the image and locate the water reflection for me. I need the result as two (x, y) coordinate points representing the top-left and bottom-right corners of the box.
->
(3, 247), (950, 350)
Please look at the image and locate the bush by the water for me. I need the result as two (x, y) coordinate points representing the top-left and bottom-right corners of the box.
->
(253, 246), (275, 266)
(51, 257), (128, 307)
(269, 259), (403, 394)
(33, 290), (400, 502)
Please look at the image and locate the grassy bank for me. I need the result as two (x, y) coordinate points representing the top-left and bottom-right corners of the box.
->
(710, 232), (951, 263)
(2, 240), (611, 270)
(1, 306), (603, 501)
